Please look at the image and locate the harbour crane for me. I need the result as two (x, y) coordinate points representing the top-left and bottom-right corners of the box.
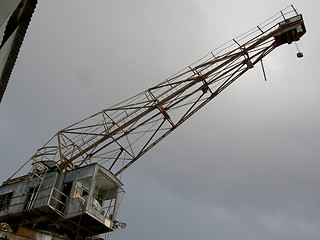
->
(0, 5), (306, 240)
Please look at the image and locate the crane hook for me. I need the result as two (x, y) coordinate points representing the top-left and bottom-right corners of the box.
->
(297, 52), (304, 58)
(295, 42), (304, 58)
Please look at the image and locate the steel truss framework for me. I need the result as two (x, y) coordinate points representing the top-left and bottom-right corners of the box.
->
(9, 5), (306, 180)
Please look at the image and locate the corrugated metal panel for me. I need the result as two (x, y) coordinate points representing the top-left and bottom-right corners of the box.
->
(0, 0), (38, 103)
(0, 28), (17, 73)
(0, 0), (21, 27)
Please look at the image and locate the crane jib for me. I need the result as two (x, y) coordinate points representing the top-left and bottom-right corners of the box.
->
(61, 13), (305, 175)
(6, 6), (306, 181)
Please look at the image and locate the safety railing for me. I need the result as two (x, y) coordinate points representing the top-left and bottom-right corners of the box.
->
(0, 186), (69, 217)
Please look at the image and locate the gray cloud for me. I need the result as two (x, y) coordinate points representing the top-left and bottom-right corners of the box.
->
(1, 0), (319, 240)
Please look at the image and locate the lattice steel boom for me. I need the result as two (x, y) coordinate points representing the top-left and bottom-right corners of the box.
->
(11, 6), (306, 180)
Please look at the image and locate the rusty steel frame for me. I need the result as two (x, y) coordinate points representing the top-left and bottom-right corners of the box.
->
(8, 5), (305, 180)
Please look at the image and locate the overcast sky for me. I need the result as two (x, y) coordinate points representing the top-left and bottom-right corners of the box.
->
(0, 0), (319, 240)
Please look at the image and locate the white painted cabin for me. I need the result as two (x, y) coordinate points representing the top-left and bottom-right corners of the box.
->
(0, 163), (124, 239)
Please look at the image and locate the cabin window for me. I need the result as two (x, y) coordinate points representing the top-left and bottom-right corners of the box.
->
(90, 170), (123, 219)
(73, 178), (90, 199)
(62, 182), (73, 198)
(0, 192), (14, 211)
(57, 182), (72, 213)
